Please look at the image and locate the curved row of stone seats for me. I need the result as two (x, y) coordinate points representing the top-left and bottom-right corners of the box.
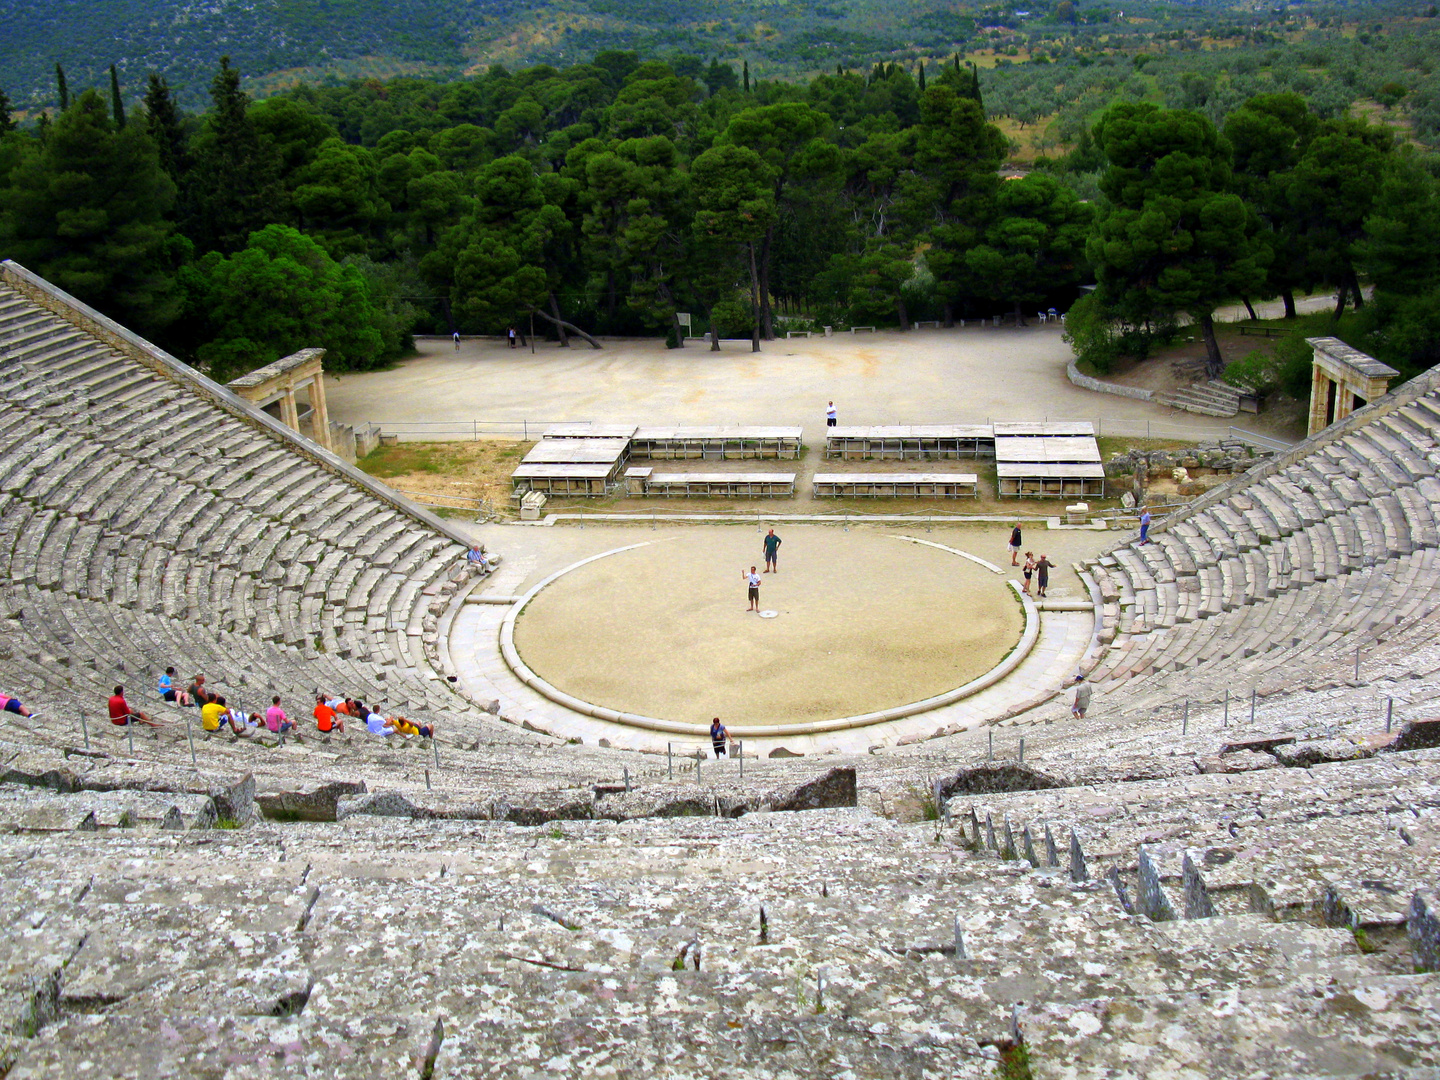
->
(0, 271), (499, 743)
(1084, 364), (1440, 701)
(947, 749), (1440, 944)
(0, 798), (1434, 1078)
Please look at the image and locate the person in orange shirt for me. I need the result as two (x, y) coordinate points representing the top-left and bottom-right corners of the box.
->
(314, 695), (345, 734)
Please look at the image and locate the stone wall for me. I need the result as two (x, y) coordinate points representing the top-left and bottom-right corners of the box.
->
(1066, 358), (1155, 401)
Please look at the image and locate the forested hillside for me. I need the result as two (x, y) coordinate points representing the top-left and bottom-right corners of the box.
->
(2, 40), (1440, 400)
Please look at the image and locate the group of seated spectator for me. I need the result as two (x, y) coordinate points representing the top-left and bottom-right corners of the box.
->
(313, 693), (435, 739)
(143, 666), (439, 744)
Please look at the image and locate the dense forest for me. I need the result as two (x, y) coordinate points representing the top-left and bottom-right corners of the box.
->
(1, 32), (1439, 399)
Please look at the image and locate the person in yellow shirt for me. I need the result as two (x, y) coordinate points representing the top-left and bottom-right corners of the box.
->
(200, 695), (246, 735)
(200, 698), (228, 732)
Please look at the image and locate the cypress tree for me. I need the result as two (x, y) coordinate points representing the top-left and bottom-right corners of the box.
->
(0, 87), (14, 135)
(110, 65), (126, 127)
(918, 63), (927, 91)
(185, 55), (277, 253)
(971, 63), (983, 109)
(836, 63), (843, 77)
(743, 60), (750, 93)
(56, 63), (69, 110)
(142, 73), (186, 182)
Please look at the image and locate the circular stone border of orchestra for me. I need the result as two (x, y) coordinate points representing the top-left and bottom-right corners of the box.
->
(496, 540), (1040, 743)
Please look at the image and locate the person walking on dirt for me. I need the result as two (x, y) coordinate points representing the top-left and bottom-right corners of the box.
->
(763, 529), (782, 573)
(1008, 523), (1023, 566)
(826, 401), (837, 428)
(508, 327), (517, 349)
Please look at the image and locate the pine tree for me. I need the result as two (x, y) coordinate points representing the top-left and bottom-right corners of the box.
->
(142, 73), (186, 181)
(0, 88), (180, 334)
(0, 87), (15, 135)
(185, 55), (277, 253)
(55, 63), (69, 110)
(743, 60), (750, 93)
(110, 65), (126, 127)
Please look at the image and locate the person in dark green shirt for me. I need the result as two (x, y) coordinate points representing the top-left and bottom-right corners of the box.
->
(762, 528), (782, 573)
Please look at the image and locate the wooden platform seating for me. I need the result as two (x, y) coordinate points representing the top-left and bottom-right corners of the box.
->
(824, 425), (994, 460)
(629, 426), (801, 460)
(638, 472), (797, 497)
(812, 473), (979, 498)
(996, 463), (1106, 497)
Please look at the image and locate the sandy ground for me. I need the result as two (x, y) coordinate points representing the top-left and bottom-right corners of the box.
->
(325, 323), (1247, 442)
(492, 522), (1115, 726)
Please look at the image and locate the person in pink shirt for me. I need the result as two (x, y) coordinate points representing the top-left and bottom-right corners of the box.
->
(264, 695), (293, 734)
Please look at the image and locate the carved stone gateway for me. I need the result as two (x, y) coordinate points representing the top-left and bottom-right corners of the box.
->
(1306, 336), (1398, 437)
(227, 347), (332, 451)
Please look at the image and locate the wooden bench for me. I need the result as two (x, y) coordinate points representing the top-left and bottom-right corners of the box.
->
(642, 472), (796, 497)
(812, 472), (979, 498)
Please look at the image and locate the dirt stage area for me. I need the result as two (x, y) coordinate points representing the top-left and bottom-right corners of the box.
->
(510, 526), (1034, 727)
(324, 323), (1242, 440)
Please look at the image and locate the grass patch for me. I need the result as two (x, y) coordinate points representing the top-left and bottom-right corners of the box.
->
(355, 439), (534, 517)
(358, 443), (473, 477)
(214, 816), (243, 829)
(1096, 436), (1197, 459)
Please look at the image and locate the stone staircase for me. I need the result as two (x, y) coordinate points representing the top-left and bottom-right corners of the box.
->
(1155, 379), (1244, 417)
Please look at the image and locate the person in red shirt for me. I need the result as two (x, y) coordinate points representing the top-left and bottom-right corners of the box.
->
(108, 685), (159, 727)
(314, 695), (344, 734)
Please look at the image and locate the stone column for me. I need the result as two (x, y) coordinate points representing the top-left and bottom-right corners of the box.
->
(1307, 364), (1331, 437)
(1333, 377), (1356, 425)
(280, 385), (300, 432)
(308, 373), (331, 451)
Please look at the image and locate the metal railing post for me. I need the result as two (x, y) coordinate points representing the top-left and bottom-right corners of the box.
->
(1250, 688), (1257, 725)
(738, 740), (743, 778)
(186, 714), (196, 769)
(1385, 697), (1393, 733)
(1182, 700), (1189, 737)
(1222, 690), (1229, 728)
(126, 716), (134, 757)
(668, 742), (673, 779)
(80, 710), (89, 751)
(1018, 737), (1025, 764)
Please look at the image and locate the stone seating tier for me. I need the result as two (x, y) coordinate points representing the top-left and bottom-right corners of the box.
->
(0, 278), (494, 742)
(0, 750), (1436, 1078)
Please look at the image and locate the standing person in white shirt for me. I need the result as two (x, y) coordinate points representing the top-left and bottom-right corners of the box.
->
(743, 565), (762, 612)
(826, 401), (838, 428)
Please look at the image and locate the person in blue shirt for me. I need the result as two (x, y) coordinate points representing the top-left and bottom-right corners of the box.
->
(1139, 509), (1152, 544)
(158, 667), (192, 706)
(710, 717), (729, 758)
